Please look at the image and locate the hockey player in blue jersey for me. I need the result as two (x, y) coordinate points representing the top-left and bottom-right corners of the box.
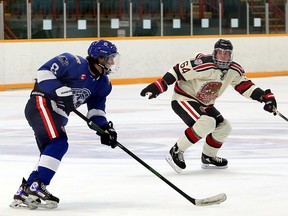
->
(10, 39), (120, 209)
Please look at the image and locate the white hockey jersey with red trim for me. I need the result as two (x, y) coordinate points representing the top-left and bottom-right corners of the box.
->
(167, 53), (258, 106)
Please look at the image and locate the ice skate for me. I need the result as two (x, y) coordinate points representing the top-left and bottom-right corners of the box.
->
(201, 153), (228, 169)
(165, 144), (186, 173)
(26, 180), (59, 209)
(10, 178), (40, 210)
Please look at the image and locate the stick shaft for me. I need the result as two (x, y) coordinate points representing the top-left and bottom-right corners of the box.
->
(116, 142), (196, 204)
(273, 108), (288, 122)
(73, 109), (197, 205)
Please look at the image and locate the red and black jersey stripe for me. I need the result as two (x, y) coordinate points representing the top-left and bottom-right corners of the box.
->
(193, 62), (215, 72)
(235, 80), (254, 94)
(230, 62), (245, 75)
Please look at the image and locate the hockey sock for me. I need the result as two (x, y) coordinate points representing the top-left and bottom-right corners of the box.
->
(36, 137), (68, 185)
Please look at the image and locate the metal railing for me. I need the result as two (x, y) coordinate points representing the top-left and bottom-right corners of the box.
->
(1, 0), (288, 40)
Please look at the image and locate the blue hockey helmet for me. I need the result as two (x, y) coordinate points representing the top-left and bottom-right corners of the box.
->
(88, 40), (118, 58)
(88, 40), (120, 74)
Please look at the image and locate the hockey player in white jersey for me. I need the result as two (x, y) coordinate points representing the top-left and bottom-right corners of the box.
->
(140, 39), (277, 173)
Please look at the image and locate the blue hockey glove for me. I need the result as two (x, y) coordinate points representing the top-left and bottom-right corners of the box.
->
(97, 121), (118, 148)
(262, 89), (277, 115)
(55, 86), (74, 114)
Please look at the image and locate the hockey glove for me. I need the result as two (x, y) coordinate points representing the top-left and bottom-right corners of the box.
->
(97, 121), (118, 148)
(55, 86), (74, 114)
(140, 79), (168, 99)
(261, 89), (277, 115)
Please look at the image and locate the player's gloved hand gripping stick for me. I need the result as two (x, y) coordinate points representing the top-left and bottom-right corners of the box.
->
(73, 109), (227, 206)
(262, 91), (287, 122)
(262, 89), (277, 115)
(97, 121), (118, 148)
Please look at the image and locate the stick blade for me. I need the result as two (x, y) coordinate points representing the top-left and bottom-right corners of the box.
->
(195, 193), (227, 206)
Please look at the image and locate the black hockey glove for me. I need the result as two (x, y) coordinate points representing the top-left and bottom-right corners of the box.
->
(55, 86), (74, 114)
(140, 79), (168, 99)
(261, 89), (277, 115)
(97, 121), (118, 148)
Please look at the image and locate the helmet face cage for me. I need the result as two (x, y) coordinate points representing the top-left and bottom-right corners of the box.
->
(106, 53), (120, 74)
(212, 39), (233, 69)
(88, 40), (120, 73)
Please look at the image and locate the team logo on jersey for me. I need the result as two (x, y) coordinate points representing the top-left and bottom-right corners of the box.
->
(80, 74), (86, 80)
(197, 82), (222, 104)
(72, 88), (91, 108)
(57, 55), (69, 66)
(194, 59), (203, 65)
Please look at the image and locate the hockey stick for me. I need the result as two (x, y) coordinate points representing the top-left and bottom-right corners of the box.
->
(273, 108), (288, 122)
(73, 109), (227, 206)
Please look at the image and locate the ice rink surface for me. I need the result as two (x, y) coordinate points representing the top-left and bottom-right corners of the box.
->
(0, 76), (288, 216)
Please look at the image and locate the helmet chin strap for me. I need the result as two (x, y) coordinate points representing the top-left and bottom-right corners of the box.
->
(86, 56), (107, 77)
(97, 63), (108, 74)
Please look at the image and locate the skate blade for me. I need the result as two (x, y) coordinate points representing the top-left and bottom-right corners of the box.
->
(201, 164), (228, 169)
(29, 195), (58, 209)
(37, 201), (58, 209)
(165, 155), (182, 173)
(10, 199), (38, 210)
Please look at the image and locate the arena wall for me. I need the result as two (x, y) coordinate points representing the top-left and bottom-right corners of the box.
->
(0, 35), (288, 91)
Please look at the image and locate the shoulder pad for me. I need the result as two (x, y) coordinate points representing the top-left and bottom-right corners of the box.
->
(230, 62), (245, 75)
(191, 54), (214, 70)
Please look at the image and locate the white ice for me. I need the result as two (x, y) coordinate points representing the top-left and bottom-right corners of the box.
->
(1, 77), (288, 216)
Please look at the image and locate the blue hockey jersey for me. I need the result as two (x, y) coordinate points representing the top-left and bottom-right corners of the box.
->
(36, 52), (112, 127)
